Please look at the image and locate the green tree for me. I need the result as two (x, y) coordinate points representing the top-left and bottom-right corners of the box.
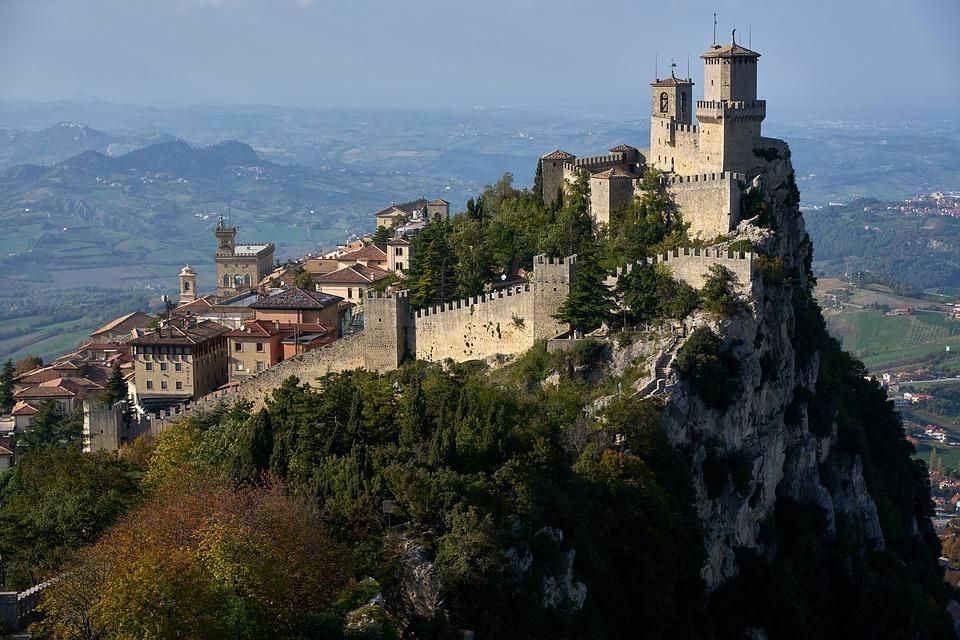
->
(292, 266), (314, 290)
(673, 327), (741, 409)
(103, 363), (126, 407)
(372, 224), (394, 249)
(532, 160), (544, 206)
(554, 244), (615, 334)
(13, 355), (42, 377)
(407, 219), (457, 307)
(701, 264), (741, 317)
(0, 447), (140, 589)
(250, 409), (273, 479)
(0, 359), (13, 414)
(16, 402), (82, 453)
(543, 169), (593, 258)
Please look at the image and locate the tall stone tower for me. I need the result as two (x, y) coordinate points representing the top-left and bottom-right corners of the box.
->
(540, 150), (575, 207)
(696, 34), (766, 173)
(179, 264), (197, 305)
(215, 216), (237, 256)
(649, 71), (696, 174)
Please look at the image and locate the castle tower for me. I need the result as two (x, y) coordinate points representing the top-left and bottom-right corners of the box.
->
(540, 150), (575, 207)
(215, 216), (237, 256)
(696, 34), (766, 173)
(649, 71), (696, 175)
(179, 264), (197, 305)
(363, 290), (411, 371)
(531, 254), (576, 339)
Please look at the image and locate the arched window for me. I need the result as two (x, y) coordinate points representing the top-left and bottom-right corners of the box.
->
(679, 92), (687, 114)
(243, 274), (251, 287)
(223, 275), (230, 288)
(659, 92), (669, 113)
(183, 280), (190, 292)
(234, 274), (243, 286)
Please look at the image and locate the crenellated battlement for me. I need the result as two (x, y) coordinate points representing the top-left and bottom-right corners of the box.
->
(663, 171), (745, 185)
(413, 285), (531, 319)
(366, 289), (409, 300)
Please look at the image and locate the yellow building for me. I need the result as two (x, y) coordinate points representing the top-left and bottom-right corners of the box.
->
(128, 319), (230, 413)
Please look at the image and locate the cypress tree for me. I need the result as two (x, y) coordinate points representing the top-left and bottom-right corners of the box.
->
(0, 359), (14, 414)
(250, 409), (274, 478)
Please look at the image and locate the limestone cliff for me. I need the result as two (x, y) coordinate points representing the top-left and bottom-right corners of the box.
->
(662, 142), (904, 588)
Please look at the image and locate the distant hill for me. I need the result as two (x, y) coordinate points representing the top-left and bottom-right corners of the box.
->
(805, 199), (960, 295)
(0, 122), (178, 168)
(0, 138), (461, 291)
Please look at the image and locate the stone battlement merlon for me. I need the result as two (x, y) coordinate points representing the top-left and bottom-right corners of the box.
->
(366, 289), (409, 300)
(564, 153), (626, 171)
(662, 171), (746, 185)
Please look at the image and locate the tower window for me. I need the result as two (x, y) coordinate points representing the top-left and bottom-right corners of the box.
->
(659, 92), (669, 113)
(183, 281), (190, 292)
(679, 92), (687, 114)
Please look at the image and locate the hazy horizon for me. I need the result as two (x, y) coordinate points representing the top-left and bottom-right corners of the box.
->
(1, 0), (956, 113)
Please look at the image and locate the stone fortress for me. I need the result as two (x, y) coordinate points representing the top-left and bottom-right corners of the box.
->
(145, 34), (777, 423)
(541, 32), (776, 240)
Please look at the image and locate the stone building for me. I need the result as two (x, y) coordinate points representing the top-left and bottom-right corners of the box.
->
(374, 198), (449, 229)
(314, 264), (392, 303)
(90, 311), (154, 344)
(128, 319), (230, 413)
(214, 217), (275, 297)
(179, 264), (197, 305)
(540, 35), (772, 240)
(249, 287), (347, 334)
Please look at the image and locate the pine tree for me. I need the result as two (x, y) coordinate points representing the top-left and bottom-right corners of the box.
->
(104, 364), (126, 406)
(554, 243), (615, 334)
(0, 359), (14, 414)
(250, 409), (274, 478)
(532, 161), (544, 206)
(400, 382), (426, 448)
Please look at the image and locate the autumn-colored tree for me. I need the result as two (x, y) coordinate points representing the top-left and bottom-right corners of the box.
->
(34, 477), (351, 639)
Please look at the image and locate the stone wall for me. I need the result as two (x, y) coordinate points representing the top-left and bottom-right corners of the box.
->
(589, 175), (635, 227)
(412, 286), (535, 362)
(665, 171), (744, 239)
(83, 401), (124, 452)
(645, 246), (755, 291)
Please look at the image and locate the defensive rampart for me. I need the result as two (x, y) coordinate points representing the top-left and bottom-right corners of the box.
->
(412, 286), (535, 362)
(606, 246), (754, 293)
(665, 171), (744, 239)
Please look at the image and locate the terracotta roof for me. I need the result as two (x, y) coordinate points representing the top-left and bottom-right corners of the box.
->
(609, 144), (638, 153)
(0, 446), (13, 456)
(11, 401), (39, 416)
(128, 320), (229, 346)
(651, 74), (694, 86)
(701, 42), (760, 59)
(338, 244), (388, 263)
(592, 167), (635, 179)
(315, 264), (391, 285)
(14, 385), (75, 399)
(224, 319), (291, 339)
(174, 295), (216, 312)
(541, 149), (575, 160)
(249, 287), (343, 311)
(429, 198), (449, 205)
(387, 237), (410, 246)
(91, 311), (154, 336)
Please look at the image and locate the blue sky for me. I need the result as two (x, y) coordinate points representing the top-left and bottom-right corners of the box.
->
(0, 0), (956, 113)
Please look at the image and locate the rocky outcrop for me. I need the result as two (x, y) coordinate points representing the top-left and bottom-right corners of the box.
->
(660, 142), (885, 588)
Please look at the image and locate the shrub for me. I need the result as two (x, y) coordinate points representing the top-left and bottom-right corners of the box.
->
(753, 147), (781, 161)
(728, 239), (756, 254)
(701, 264), (741, 317)
(756, 254), (787, 286)
(673, 327), (740, 410)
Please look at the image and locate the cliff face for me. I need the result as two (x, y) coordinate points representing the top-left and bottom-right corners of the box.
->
(662, 142), (886, 588)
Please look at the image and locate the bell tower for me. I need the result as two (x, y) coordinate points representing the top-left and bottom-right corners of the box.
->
(650, 70), (695, 174)
(179, 264), (197, 305)
(215, 216), (236, 256)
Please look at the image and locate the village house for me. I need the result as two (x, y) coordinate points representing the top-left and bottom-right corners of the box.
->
(224, 319), (335, 381)
(90, 311), (154, 343)
(128, 319), (230, 414)
(248, 287), (348, 334)
(314, 263), (392, 303)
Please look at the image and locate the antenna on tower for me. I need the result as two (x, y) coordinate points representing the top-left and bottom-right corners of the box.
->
(670, 57), (676, 76)
(713, 12), (717, 45)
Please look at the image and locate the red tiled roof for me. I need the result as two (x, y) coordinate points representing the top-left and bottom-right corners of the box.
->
(224, 319), (291, 339)
(91, 311), (154, 336)
(429, 198), (449, 205)
(609, 144), (638, 153)
(128, 319), (229, 346)
(701, 42), (760, 59)
(592, 167), (635, 179)
(338, 244), (388, 263)
(249, 288), (343, 311)
(11, 401), (39, 416)
(387, 237), (410, 246)
(315, 264), (391, 285)
(14, 385), (75, 399)
(374, 198), (430, 218)
(651, 74), (693, 86)
(541, 149), (574, 160)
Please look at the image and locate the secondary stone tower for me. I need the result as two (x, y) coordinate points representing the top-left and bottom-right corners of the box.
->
(179, 264), (197, 305)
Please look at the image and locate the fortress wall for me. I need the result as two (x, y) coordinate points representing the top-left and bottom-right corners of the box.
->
(412, 286), (536, 362)
(645, 247), (755, 291)
(651, 119), (700, 175)
(666, 172), (744, 239)
(570, 153), (625, 170)
(590, 175), (636, 228)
